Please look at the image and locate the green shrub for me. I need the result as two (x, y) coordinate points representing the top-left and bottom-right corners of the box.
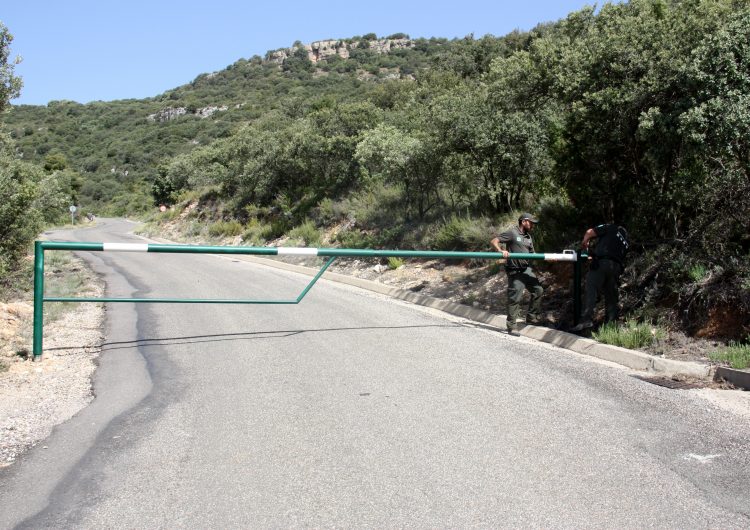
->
(0, 257), (33, 301)
(0, 158), (45, 280)
(346, 183), (404, 228)
(388, 257), (404, 269)
(432, 215), (490, 251)
(243, 203), (277, 222)
(336, 229), (377, 249)
(313, 197), (349, 225)
(288, 220), (321, 247)
(242, 218), (286, 245)
(336, 226), (405, 249)
(106, 184), (154, 217)
(208, 220), (243, 238)
(177, 189), (203, 206)
(268, 219), (290, 240)
(710, 342), (750, 370)
(184, 220), (205, 238)
(592, 320), (667, 350)
(688, 263), (708, 282)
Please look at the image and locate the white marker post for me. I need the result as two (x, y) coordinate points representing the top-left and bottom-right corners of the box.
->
(69, 205), (77, 225)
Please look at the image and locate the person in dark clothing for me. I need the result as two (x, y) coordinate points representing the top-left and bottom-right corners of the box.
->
(491, 213), (543, 336)
(571, 224), (629, 331)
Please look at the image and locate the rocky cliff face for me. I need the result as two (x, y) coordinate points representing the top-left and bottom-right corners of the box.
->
(148, 37), (413, 122)
(147, 105), (228, 122)
(267, 37), (413, 65)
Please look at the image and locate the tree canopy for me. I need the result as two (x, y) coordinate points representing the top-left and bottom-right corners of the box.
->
(4, 2), (749, 330)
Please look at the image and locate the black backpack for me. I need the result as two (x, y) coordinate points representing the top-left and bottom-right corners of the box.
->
(593, 224), (629, 263)
(611, 225), (629, 262)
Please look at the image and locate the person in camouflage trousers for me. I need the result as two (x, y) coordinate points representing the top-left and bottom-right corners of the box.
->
(491, 213), (543, 336)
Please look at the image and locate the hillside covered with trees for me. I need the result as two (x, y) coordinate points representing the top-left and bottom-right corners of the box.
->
(2, 0), (749, 341)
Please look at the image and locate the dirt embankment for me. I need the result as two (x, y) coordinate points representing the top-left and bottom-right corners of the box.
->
(0, 298), (104, 467)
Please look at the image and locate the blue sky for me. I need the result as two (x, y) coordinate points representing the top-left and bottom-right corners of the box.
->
(3, 1), (601, 106)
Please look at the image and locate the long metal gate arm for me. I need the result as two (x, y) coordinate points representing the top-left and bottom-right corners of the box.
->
(33, 241), (579, 359)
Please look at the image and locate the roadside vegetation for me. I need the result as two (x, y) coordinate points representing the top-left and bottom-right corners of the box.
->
(2, 3), (749, 357)
(0, 248), (99, 370)
(593, 321), (667, 351)
(41, 250), (100, 324)
(710, 343), (750, 370)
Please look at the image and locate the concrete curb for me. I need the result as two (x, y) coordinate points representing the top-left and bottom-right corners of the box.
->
(714, 367), (750, 390)
(140, 235), (716, 380)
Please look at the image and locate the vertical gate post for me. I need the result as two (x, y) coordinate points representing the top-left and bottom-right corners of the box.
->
(33, 241), (45, 361)
(573, 251), (583, 326)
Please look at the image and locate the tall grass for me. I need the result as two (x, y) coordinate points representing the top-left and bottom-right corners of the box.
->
(688, 263), (709, 282)
(710, 342), (750, 370)
(388, 257), (405, 269)
(43, 251), (96, 324)
(592, 320), (666, 350)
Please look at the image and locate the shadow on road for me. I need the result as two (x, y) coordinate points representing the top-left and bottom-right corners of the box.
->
(45, 324), (463, 352)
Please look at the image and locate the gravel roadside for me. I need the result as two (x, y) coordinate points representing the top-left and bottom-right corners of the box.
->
(0, 287), (104, 468)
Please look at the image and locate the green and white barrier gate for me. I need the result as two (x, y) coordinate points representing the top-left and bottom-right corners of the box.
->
(33, 240), (585, 360)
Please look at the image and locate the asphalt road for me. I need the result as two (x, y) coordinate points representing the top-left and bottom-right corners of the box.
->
(1, 218), (749, 528)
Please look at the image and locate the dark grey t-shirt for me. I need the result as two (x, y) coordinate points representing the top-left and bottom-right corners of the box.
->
(496, 225), (536, 272)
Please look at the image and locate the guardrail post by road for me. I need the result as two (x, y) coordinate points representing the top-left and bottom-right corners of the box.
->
(31, 242), (579, 361)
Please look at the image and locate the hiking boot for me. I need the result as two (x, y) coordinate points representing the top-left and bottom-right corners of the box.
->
(570, 320), (593, 332)
(526, 316), (542, 325)
(507, 329), (521, 337)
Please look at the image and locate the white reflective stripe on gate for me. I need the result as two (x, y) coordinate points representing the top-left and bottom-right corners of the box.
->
(102, 243), (150, 252)
(544, 252), (577, 262)
(277, 247), (319, 256)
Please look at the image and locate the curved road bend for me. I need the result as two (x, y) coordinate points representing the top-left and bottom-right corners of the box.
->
(1, 218), (749, 528)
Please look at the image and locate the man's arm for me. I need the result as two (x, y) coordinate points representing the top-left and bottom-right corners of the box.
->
(490, 236), (510, 258)
(490, 232), (511, 259)
(581, 228), (597, 251)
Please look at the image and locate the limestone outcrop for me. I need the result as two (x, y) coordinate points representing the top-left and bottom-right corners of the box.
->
(267, 37), (413, 65)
